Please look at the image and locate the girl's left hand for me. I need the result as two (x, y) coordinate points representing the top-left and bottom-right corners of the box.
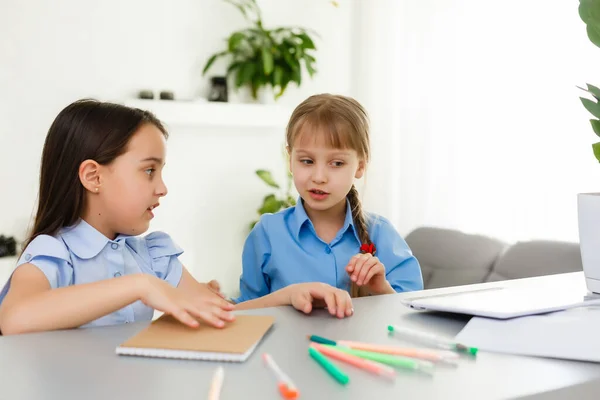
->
(346, 253), (393, 295)
(197, 280), (226, 299)
(206, 280), (225, 298)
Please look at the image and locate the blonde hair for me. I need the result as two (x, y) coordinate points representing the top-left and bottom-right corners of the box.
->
(286, 93), (372, 297)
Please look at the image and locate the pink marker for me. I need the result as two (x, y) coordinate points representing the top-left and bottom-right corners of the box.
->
(337, 340), (458, 363)
(310, 343), (396, 380)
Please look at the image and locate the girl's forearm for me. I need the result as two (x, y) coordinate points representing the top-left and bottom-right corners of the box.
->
(0, 274), (149, 335)
(233, 288), (290, 310)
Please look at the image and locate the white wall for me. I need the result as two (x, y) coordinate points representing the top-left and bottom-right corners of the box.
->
(356, 0), (600, 244)
(0, 0), (354, 294)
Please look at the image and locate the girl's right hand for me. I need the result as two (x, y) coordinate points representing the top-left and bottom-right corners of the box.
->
(139, 275), (235, 328)
(286, 283), (354, 319)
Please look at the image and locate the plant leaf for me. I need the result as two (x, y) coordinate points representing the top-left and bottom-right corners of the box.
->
(304, 56), (316, 76)
(580, 0), (600, 26)
(273, 65), (284, 87)
(276, 82), (288, 99)
(304, 54), (316, 63)
(581, 97), (600, 119)
(579, 0), (600, 48)
(297, 33), (316, 49)
(261, 46), (274, 75)
(236, 62), (256, 87)
(282, 50), (299, 71)
(256, 169), (280, 188)
(588, 84), (600, 100)
(228, 32), (247, 52)
(226, 61), (243, 75)
(587, 25), (600, 48)
(285, 195), (297, 207)
(591, 119), (600, 137)
(593, 142), (600, 163)
(291, 67), (301, 86)
(259, 194), (283, 214)
(202, 51), (228, 75)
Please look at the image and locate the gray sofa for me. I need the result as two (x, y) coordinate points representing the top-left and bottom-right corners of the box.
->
(405, 227), (583, 289)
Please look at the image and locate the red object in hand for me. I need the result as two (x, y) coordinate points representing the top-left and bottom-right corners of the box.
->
(360, 243), (376, 255)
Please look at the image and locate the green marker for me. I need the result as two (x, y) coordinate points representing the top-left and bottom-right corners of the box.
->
(307, 335), (337, 346)
(309, 347), (350, 385)
(322, 344), (434, 373)
(388, 325), (478, 356)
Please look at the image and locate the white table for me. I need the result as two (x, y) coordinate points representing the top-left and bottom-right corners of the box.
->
(1, 272), (599, 399)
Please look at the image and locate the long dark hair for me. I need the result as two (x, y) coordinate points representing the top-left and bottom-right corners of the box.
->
(23, 99), (167, 252)
(286, 94), (372, 297)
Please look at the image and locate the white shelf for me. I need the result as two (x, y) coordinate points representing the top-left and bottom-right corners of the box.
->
(124, 99), (293, 129)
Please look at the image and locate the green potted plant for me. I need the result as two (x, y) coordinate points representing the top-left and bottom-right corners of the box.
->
(577, 0), (600, 294)
(579, 0), (600, 161)
(250, 169), (296, 229)
(202, 0), (319, 102)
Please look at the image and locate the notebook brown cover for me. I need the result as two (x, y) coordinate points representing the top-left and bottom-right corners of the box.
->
(119, 314), (275, 354)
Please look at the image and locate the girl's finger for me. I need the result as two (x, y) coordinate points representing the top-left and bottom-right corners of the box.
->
(194, 310), (226, 328)
(334, 291), (347, 318)
(352, 254), (371, 281)
(324, 291), (337, 316)
(346, 254), (361, 273)
(208, 280), (221, 291)
(345, 297), (354, 317)
(364, 263), (384, 285)
(207, 297), (235, 311)
(171, 307), (200, 328)
(357, 258), (378, 285)
(211, 306), (235, 322)
(292, 291), (313, 314)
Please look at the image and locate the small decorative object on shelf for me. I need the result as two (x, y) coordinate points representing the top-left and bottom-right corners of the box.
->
(159, 91), (175, 100)
(138, 90), (155, 100)
(208, 77), (228, 102)
(0, 235), (17, 258)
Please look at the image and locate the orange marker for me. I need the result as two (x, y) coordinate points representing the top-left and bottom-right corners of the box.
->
(263, 353), (299, 399)
(310, 343), (396, 379)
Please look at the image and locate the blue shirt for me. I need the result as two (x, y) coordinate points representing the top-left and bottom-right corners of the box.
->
(235, 199), (423, 303)
(0, 219), (183, 328)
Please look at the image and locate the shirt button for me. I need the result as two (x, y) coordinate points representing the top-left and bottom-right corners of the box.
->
(111, 243), (119, 250)
(24, 254), (31, 261)
(114, 272), (122, 278)
(325, 246), (331, 254)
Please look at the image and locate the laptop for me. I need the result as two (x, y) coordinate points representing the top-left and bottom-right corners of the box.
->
(402, 286), (600, 319)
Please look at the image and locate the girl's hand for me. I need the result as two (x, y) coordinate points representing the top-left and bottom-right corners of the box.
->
(201, 279), (226, 299)
(139, 275), (235, 328)
(346, 253), (393, 295)
(286, 283), (354, 319)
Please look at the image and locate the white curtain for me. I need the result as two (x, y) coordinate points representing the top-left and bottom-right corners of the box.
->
(353, 0), (600, 243)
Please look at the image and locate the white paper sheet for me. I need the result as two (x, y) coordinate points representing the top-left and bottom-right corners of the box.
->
(455, 306), (600, 362)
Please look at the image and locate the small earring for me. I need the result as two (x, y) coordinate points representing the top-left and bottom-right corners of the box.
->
(95, 187), (99, 192)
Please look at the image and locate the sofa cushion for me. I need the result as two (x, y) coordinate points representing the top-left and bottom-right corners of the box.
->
(405, 227), (506, 289)
(485, 240), (582, 282)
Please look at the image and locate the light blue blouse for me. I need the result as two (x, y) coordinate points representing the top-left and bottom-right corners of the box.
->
(0, 219), (183, 328)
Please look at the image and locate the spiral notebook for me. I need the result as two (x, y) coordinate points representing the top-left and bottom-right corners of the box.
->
(116, 314), (275, 362)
